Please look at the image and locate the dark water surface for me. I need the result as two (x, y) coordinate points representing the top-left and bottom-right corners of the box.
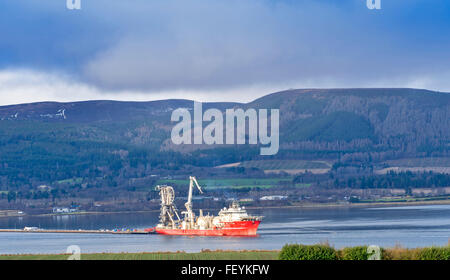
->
(0, 204), (449, 254)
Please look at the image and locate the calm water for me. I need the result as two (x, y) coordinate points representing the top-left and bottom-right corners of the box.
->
(0, 204), (449, 254)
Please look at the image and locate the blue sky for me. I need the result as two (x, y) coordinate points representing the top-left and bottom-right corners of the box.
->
(0, 0), (449, 105)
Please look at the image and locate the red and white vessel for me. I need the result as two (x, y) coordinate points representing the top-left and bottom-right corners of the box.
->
(153, 177), (262, 236)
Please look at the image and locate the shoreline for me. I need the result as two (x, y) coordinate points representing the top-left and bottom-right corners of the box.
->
(2, 198), (450, 219)
(0, 228), (152, 234)
(246, 198), (450, 210)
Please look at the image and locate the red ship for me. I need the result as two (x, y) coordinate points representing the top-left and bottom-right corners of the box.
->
(153, 176), (262, 236)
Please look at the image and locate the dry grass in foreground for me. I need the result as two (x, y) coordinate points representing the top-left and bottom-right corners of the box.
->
(0, 249), (279, 260)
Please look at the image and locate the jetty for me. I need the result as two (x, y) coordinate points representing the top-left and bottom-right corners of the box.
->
(0, 228), (155, 234)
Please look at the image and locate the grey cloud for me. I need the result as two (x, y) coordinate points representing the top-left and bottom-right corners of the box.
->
(81, 0), (386, 91)
(4, 0), (450, 96)
(80, 0), (450, 93)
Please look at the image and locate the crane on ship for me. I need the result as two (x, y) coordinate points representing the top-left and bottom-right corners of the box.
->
(182, 176), (203, 228)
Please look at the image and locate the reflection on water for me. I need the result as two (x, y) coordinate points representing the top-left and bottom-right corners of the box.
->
(0, 204), (449, 254)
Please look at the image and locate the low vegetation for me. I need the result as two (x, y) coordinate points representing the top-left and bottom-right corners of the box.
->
(278, 244), (337, 260)
(279, 244), (450, 260)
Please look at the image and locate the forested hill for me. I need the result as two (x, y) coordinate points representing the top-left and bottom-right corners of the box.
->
(1, 88), (448, 154)
(251, 88), (449, 158)
(0, 88), (448, 190)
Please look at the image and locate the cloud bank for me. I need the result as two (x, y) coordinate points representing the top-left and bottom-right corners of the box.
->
(1, 0), (450, 104)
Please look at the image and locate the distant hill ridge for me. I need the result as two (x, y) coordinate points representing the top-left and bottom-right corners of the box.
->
(0, 88), (448, 156)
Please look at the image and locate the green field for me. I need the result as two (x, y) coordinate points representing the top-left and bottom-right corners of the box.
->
(156, 178), (308, 190)
(57, 177), (83, 185)
(0, 250), (279, 260)
(384, 157), (450, 167)
(238, 160), (331, 170)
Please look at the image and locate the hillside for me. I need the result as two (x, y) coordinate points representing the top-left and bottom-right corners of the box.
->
(1, 88), (448, 153)
(0, 88), (449, 208)
(251, 88), (449, 155)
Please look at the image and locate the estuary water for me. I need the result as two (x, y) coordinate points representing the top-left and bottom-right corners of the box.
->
(0, 204), (449, 254)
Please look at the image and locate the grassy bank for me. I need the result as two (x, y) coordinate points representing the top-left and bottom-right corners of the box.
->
(0, 250), (279, 260)
(1, 245), (450, 260)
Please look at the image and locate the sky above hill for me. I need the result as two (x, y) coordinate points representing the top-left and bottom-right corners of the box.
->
(0, 0), (450, 105)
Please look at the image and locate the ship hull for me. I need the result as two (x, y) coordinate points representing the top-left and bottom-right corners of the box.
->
(155, 220), (261, 236)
